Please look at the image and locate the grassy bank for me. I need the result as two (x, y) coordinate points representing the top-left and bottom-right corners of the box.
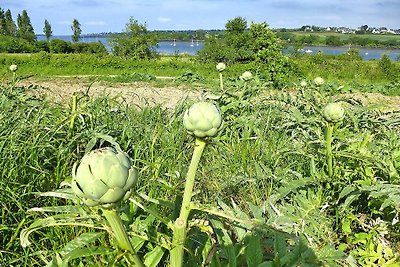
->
(2, 52), (399, 96)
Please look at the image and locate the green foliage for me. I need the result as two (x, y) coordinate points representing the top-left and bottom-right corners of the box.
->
(4, 9), (17, 36)
(249, 22), (294, 86)
(110, 17), (158, 59)
(71, 19), (82, 43)
(43, 19), (52, 41)
(198, 17), (294, 87)
(17, 10), (36, 42)
(1, 75), (400, 266)
(49, 39), (73, 53)
(325, 35), (342, 46)
(0, 35), (36, 53)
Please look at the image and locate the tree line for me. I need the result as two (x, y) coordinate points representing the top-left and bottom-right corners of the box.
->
(0, 7), (83, 42)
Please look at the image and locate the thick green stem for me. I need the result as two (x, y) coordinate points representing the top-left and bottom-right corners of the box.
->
(219, 73), (224, 92)
(170, 138), (206, 267)
(12, 72), (17, 85)
(326, 123), (334, 177)
(102, 208), (145, 267)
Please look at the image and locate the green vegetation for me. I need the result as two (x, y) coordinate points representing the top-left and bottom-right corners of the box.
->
(16, 10), (36, 42)
(71, 19), (82, 43)
(109, 17), (158, 59)
(0, 13), (400, 266)
(43, 19), (52, 41)
(1, 63), (400, 266)
(276, 31), (400, 48)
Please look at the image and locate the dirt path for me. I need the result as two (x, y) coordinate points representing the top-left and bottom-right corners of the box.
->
(18, 77), (400, 110)
(21, 77), (202, 109)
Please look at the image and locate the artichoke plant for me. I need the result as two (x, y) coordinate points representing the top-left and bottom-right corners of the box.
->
(183, 102), (223, 138)
(71, 147), (138, 207)
(323, 102), (345, 123)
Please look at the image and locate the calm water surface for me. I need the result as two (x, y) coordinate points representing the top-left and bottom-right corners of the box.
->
(37, 35), (400, 60)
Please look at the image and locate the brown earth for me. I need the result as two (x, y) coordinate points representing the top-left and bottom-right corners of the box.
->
(20, 77), (203, 109)
(18, 77), (400, 110)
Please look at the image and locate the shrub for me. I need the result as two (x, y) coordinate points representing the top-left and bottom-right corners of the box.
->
(49, 39), (73, 53)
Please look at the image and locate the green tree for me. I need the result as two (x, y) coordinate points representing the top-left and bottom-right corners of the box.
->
(249, 22), (294, 86)
(43, 19), (52, 41)
(17, 10), (36, 42)
(110, 17), (158, 59)
(71, 19), (82, 43)
(0, 8), (6, 35)
(5, 9), (17, 36)
(224, 16), (252, 62)
(197, 16), (253, 64)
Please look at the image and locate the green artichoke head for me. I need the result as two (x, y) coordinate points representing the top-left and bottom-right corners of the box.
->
(183, 102), (223, 139)
(71, 147), (138, 208)
(323, 102), (345, 123)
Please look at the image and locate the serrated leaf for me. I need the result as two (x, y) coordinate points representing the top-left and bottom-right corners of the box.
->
(27, 205), (82, 214)
(20, 214), (100, 247)
(34, 189), (77, 200)
(60, 232), (105, 257)
(248, 202), (263, 221)
(144, 246), (165, 267)
(245, 232), (263, 267)
(64, 246), (111, 263)
(210, 218), (236, 267)
(338, 185), (356, 200)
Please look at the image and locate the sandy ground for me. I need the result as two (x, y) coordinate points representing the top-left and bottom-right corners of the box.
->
(20, 77), (203, 109)
(17, 77), (400, 110)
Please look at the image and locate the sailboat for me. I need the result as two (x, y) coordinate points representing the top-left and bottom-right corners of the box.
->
(171, 39), (176, 46)
(196, 40), (199, 46)
(190, 39), (194, 47)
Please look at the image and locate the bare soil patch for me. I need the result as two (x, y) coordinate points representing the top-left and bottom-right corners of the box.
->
(21, 77), (202, 109)
(18, 77), (400, 110)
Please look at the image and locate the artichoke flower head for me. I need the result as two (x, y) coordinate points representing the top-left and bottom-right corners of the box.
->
(240, 71), (253, 81)
(9, 64), (18, 72)
(183, 102), (223, 139)
(314, 77), (325, 86)
(323, 102), (345, 123)
(216, 62), (226, 72)
(71, 147), (138, 208)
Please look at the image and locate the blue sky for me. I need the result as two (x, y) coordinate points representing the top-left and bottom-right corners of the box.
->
(2, 0), (399, 35)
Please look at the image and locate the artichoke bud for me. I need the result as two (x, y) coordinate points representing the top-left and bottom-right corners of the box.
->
(183, 102), (223, 139)
(9, 64), (18, 72)
(216, 62), (226, 72)
(314, 77), (325, 86)
(323, 102), (345, 123)
(71, 147), (138, 208)
(240, 71), (253, 81)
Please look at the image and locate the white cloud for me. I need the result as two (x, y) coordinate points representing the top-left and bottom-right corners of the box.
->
(157, 17), (172, 23)
(85, 21), (107, 26)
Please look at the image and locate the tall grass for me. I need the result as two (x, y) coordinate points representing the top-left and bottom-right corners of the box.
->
(1, 73), (399, 265)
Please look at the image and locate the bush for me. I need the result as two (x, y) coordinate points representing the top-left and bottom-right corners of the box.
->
(70, 42), (108, 55)
(0, 35), (36, 53)
(110, 17), (158, 59)
(197, 17), (295, 87)
(49, 39), (73, 53)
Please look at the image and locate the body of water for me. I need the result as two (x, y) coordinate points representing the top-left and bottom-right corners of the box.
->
(37, 35), (399, 60)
